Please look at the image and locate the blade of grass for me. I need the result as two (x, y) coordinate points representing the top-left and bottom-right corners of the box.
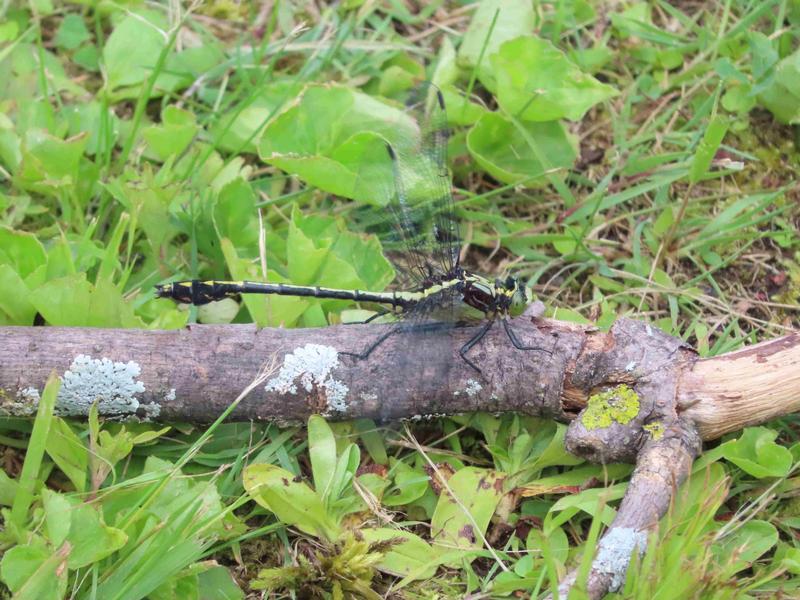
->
(10, 372), (60, 529)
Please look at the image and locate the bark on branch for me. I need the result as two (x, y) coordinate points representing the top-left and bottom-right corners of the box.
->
(1, 316), (798, 598)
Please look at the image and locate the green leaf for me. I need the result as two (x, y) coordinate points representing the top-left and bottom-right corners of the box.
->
(143, 105), (199, 161)
(781, 546), (800, 576)
(610, 2), (652, 39)
(29, 275), (145, 328)
(383, 461), (429, 506)
(258, 85), (415, 203)
(0, 264), (37, 325)
(491, 36), (618, 122)
(131, 426), (172, 445)
(544, 482), (627, 532)
(210, 80), (303, 153)
(95, 428), (135, 471)
(243, 463), (341, 541)
(652, 206), (674, 237)
(713, 520), (778, 575)
(440, 85), (488, 126)
(360, 527), (439, 580)
(430, 467), (506, 556)
(54, 14), (90, 50)
(102, 11), (171, 97)
(0, 20), (18, 43)
(104, 173), (181, 251)
(689, 115), (728, 184)
(0, 227), (47, 278)
(458, 0), (536, 81)
(353, 419), (388, 465)
(330, 443), (360, 502)
(721, 83), (756, 114)
(527, 423), (584, 471)
(0, 544), (68, 600)
(197, 565), (244, 599)
(467, 112), (577, 186)
(10, 372), (59, 529)
(550, 307), (594, 324)
(16, 131), (89, 195)
(0, 468), (19, 506)
(45, 417), (88, 492)
(527, 525), (569, 565)
(213, 178), (260, 251)
(42, 489), (127, 568)
(519, 464), (632, 497)
(309, 415), (338, 501)
(288, 216), (365, 294)
(756, 44), (800, 123)
(328, 229), (394, 292)
(65, 503), (128, 568)
(720, 427), (793, 478)
(42, 489), (72, 546)
(149, 570), (199, 600)
(73, 44), (99, 71)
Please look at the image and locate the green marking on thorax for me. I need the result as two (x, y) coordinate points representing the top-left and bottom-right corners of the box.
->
(581, 384), (640, 430)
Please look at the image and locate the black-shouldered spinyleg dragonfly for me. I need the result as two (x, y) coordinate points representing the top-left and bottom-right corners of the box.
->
(156, 85), (551, 374)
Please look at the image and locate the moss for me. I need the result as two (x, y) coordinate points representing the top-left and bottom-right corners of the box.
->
(581, 384), (640, 430)
(643, 421), (665, 440)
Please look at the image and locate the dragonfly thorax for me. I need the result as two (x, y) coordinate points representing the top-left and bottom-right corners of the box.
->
(460, 273), (529, 318)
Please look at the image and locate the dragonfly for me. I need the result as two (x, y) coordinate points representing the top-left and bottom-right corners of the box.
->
(156, 85), (551, 374)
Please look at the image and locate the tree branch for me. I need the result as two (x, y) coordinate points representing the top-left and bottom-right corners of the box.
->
(2, 316), (799, 599)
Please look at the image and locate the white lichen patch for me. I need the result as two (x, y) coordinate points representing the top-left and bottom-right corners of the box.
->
(465, 379), (482, 397)
(165, 388), (176, 402)
(360, 392), (378, 402)
(20, 387), (40, 402)
(57, 354), (149, 417)
(405, 412), (448, 422)
(2, 387), (42, 416)
(594, 527), (648, 591)
(454, 379), (483, 397)
(140, 403), (161, 419)
(264, 344), (349, 415)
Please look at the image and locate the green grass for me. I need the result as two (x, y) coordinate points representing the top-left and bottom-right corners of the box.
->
(1, 1), (800, 598)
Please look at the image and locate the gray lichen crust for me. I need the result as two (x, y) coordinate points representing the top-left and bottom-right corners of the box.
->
(594, 527), (648, 591)
(264, 344), (349, 415)
(1, 387), (42, 417)
(465, 379), (483, 397)
(56, 354), (159, 418)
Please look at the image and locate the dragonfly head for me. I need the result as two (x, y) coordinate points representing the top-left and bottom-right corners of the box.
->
(496, 276), (528, 317)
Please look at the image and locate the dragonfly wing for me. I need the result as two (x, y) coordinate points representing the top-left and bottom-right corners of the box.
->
(388, 84), (461, 281)
(349, 84), (461, 291)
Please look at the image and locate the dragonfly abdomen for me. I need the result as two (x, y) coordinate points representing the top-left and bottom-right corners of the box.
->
(155, 280), (404, 307)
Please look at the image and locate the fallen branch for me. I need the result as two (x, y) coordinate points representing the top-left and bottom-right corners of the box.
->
(1, 315), (798, 598)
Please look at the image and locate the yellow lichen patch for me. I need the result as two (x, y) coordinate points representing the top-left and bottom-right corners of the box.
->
(581, 384), (640, 430)
(643, 421), (665, 440)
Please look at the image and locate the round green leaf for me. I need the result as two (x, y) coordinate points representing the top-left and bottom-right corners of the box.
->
(491, 36), (618, 122)
(467, 112), (577, 186)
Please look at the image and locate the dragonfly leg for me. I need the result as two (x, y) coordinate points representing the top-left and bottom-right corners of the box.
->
(502, 319), (553, 355)
(360, 309), (392, 325)
(459, 319), (495, 374)
(340, 327), (398, 361)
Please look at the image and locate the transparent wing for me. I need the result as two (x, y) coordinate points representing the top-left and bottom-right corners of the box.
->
(387, 84), (461, 284)
(350, 83), (461, 291)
